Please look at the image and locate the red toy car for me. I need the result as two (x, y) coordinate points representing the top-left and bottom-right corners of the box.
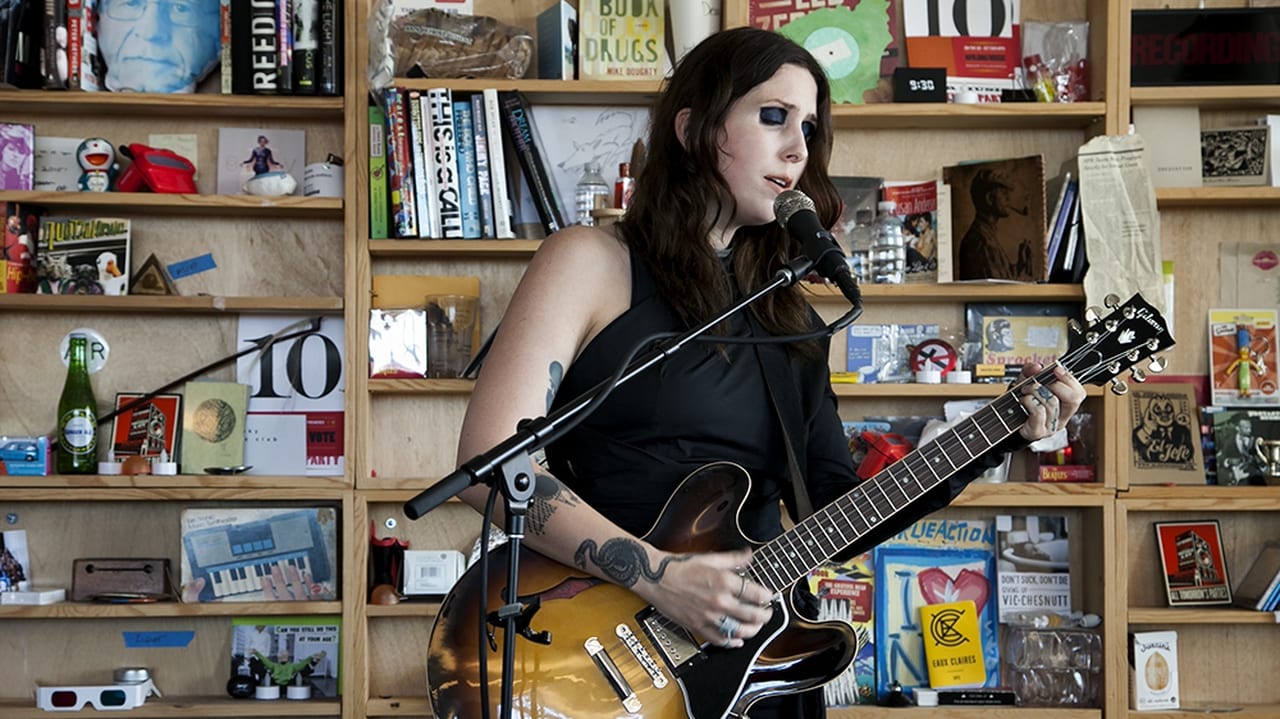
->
(115, 144), (197, 194)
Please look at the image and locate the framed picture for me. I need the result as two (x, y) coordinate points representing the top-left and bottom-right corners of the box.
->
(964, 303), (1079, 378)
(110, 393), (182, 459)
(1154, 520), (1232, 606)
(943, 154), (1047, 282)
(1201, 125), (1269, 186)
(1123, 382), (1206, 486)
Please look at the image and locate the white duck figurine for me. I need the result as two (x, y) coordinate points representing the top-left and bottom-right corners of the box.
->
(96, 251), (128, 295)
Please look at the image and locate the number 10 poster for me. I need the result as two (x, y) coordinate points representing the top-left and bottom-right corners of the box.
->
(236, 315), (346, 477)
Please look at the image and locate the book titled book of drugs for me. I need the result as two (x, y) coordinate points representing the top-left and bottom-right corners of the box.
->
(578, 0), (663, 81)
(34, 216), (130, 296)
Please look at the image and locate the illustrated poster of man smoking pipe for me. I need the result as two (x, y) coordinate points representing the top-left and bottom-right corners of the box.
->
(945, 155), (1047, 282)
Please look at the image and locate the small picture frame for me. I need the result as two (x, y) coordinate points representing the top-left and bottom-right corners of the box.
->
(1154, 519), (1232, 606)
(964, 303), (1078, 378)
(110, 393), (182, 459)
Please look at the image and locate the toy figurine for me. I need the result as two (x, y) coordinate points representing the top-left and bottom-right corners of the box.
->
(77, 138), (119, 192)
(1224, 324), (1267, 399)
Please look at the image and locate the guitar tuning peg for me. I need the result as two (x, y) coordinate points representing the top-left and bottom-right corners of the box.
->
(1105, 318), (1120, 333)
(1110, 378), (1129, 395)
(1131, 367), (1148, 383)
(1148, 356), (1168, 373)
(1068, 318), (1083, 334)
(1085, 306), (1104, 324)
(1123, 305), (1137, 319)
(1104, 293), (1121, 309)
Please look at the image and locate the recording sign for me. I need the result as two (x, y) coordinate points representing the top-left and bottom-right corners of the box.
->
(1131, 9), (1280, 86)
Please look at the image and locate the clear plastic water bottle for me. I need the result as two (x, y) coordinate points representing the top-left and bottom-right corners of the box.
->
(574, 161), (610, 226)
(870, 200), (906, 284)
(846, 208), (875, 283)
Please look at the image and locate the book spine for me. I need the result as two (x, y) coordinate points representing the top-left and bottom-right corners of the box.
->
(317, 0), (339, 95)
(482, 88), (514, 239)
(452, 100), (482, 239)
(65, 0), (82, 89)
(427, 87), (463, 239)
(383, 88), (418, 238)
(229, 0), (254, 93)
(78, 0), (101, 90)
(275, 0), (293, 94)
(220, 0), (233, 93)
(368, 104), (389, 240)
(407, 90), (434, 238)
(469, 92), (496, 238)
(42, 0), (65, 88)
(498, 90), (565, 235)
(291, 0), (318, 94)
(249, 0), (279, 94)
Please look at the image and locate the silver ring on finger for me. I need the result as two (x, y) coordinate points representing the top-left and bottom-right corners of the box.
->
(717, 615), (740, 639)
(735, 573), (747, 600)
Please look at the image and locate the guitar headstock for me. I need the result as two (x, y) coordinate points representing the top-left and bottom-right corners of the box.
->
(1063, 293), (1175, 394)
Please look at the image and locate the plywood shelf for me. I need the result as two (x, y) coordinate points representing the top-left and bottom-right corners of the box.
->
(0, 696), (341, 718)
(1, 89), (344, 117)
(0, 600), (341, 619)
(0, 295), (343, 313)
(1156, 187), (1280, 207)
(0, 190), (342, 216)
(1130, 85), (1280, 108)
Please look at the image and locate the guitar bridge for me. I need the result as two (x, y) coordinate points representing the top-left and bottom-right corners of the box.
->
(638, 607), (703, 676)
(585, 636), (641, 713)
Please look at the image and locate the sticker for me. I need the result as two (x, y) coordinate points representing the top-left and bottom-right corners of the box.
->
(123, 631), (195, 648)
(167, 253), (216, 280)
(60, 328), (110, 374)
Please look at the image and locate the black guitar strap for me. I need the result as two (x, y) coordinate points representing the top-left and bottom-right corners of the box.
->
(747, 315), (815, 522)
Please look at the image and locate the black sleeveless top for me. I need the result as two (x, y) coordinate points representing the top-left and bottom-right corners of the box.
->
(544, 248), (793, 541)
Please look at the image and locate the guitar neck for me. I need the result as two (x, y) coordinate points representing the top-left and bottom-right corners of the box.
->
(750, 385), (1033, 594)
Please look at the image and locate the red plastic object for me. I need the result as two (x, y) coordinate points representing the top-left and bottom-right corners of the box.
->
(114, 144), (197, 194)
(857, 431), (913, 480)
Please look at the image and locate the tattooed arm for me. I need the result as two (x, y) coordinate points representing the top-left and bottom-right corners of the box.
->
(455, 229), (774, 646)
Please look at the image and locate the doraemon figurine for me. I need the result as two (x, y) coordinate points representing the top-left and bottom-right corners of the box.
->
(78, 138), (119, 192)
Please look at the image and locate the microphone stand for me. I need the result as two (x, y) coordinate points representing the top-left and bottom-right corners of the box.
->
(404, 254), (821, 719)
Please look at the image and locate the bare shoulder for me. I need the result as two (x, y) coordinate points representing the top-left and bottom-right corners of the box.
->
(529, 224), (629, 283)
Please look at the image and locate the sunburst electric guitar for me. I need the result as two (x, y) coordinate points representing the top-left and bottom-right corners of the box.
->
(427, 293), (1173, 719)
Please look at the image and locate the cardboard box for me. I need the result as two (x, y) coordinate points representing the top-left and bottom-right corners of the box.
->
(0, 436), (50, 476)
(1131, 630), (1180, 710)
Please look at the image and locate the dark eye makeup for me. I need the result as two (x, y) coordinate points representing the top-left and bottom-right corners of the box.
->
(759, 107), (816, 141)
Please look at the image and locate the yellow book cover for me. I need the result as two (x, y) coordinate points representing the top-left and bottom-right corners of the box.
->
(180, 381), (250, 474)
(920, 599), (986, 688)
(578, 0), (664, 81)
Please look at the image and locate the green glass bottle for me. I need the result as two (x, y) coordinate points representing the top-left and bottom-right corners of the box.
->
(56, 333), (98, 474)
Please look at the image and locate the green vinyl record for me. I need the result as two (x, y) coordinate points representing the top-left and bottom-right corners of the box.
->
(778, 1), (892, 104)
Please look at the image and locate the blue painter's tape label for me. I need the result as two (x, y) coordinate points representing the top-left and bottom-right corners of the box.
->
(123, 631), (195, 648)
(168, 253), (216, 279)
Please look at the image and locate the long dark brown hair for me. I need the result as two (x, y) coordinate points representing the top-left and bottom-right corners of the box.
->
(617, 27), (841, 345)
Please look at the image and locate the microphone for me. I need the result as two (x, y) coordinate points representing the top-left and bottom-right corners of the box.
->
(773, 189), (861, 306)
